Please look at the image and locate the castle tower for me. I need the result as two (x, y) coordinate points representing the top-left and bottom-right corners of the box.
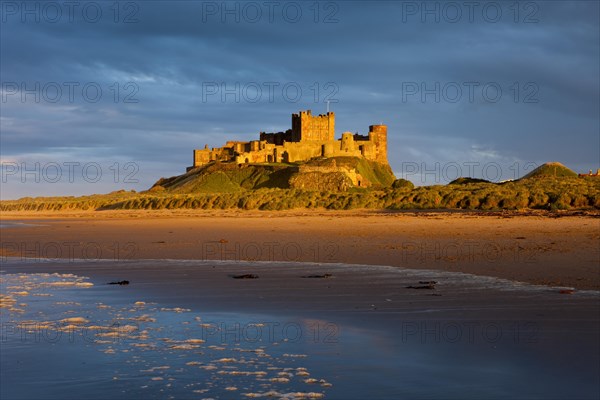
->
(291, 110), (335, 142)
(341, 132), (355, 152)
(368, 125), (388, 164)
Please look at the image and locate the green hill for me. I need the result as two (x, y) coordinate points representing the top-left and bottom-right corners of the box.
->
(520, 162), (577, 179)
(150, 157), (396, 193)
(150, 162), (294, 193)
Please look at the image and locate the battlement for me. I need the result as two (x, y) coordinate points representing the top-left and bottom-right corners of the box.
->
(190, 110), (388, 169)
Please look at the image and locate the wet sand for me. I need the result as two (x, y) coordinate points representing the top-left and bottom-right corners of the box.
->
(1, 258), (599, 399)
(1, 210), (599, 290)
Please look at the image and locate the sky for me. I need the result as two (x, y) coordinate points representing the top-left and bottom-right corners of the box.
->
(1, 0), (599, 199)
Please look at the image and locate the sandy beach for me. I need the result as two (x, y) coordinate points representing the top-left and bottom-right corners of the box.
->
(2, 210), (599, 399)
(1, 210), (599, 290)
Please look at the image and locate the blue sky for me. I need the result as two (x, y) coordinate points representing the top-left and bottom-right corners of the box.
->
(1, 1), (598, 199)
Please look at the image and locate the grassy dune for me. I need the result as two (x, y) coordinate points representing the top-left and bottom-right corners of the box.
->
(2, 176), (599, 212)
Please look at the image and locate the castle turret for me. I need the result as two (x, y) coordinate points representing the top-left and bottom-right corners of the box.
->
(341, 132), (355, 152)
(368, 125), (388, 164)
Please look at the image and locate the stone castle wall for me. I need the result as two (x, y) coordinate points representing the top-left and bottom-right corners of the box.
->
(191, 110), (388, 169)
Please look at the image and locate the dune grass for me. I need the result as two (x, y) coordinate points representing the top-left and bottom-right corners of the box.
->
(2, 176), (599, 212)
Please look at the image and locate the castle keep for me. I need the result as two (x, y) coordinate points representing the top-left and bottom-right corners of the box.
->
(190, 110), (388, 169)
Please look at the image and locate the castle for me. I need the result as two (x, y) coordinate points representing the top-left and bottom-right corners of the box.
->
(579, 169), (600, 178)
(189, 110), (388, 170)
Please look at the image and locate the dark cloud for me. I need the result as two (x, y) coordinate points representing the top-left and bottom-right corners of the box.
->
(1, 1), (598, 198)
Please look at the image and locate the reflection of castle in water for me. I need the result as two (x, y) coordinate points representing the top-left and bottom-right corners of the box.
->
(189, 110), (388, 170)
